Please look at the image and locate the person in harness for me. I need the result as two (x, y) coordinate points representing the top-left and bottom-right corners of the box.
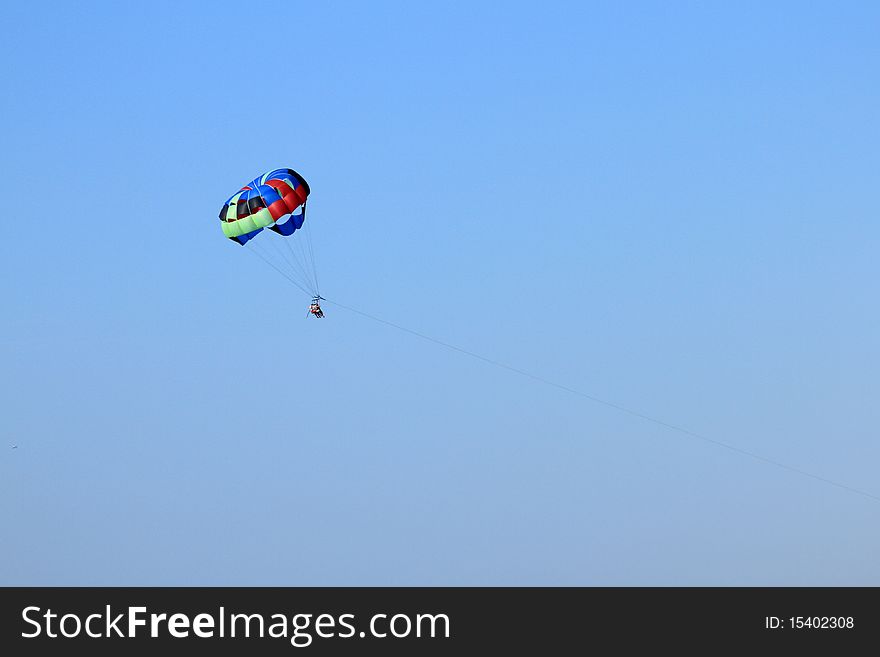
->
(309, 296), (325, 318)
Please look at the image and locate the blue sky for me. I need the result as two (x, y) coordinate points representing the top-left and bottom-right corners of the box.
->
(1, 1), (878, 585)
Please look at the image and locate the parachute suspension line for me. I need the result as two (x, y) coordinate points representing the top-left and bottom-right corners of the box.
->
(293, 217), (316, 293)
(247, 237), (279, 278)
(244, 242), (312, 297)
(246, 235), (272, 263)
(270, 230), (313, 294)
(266, 232), (292, 276)
(322, 298), (880, 505)
(302, 201), (320, 296)
(284, 222), (317, 295)
(282, 235), (308, 289)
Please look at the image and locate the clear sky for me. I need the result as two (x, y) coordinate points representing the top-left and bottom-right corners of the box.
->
(1, 1), (878, 585)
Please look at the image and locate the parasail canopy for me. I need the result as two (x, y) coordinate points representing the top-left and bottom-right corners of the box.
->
(219, 168), (311, 245)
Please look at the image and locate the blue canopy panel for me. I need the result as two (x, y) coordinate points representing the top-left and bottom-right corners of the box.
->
(270, 211), (306, 237)
(232, 227), (263, 245)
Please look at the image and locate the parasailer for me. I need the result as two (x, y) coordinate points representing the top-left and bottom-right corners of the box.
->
(309, 296), (325, 318)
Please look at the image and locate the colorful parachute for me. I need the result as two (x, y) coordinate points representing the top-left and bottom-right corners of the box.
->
(219, 168), (310, 245)
(219, 167), (320, 297)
